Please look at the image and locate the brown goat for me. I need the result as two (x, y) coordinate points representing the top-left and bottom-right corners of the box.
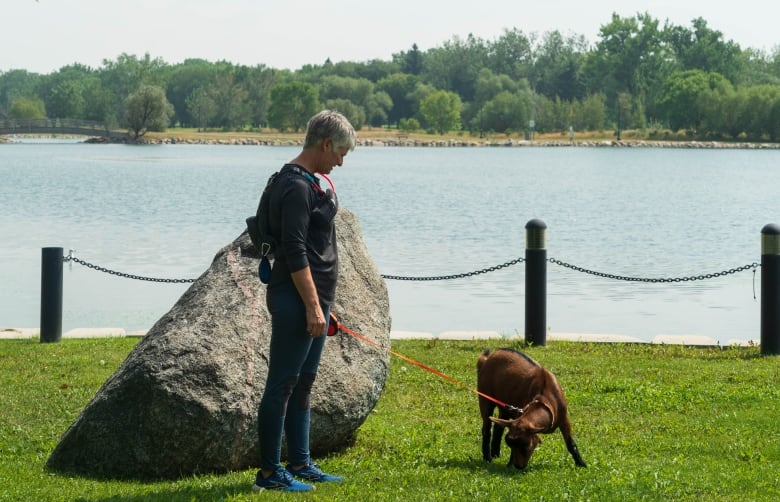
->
(477, 348), (586, 469)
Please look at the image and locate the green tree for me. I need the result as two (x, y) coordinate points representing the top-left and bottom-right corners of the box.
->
(727, 87), (753, 138)
(769, 95), (780, 141)
(0, 70), (43, 117)
(210, 64), (250, 129)
(318, 74), (393, 128)
(486, 28), (533, 82)
(467, 69), (527, 129)
(267, 81), (320, 132)
(81, 77), (115, 124)
(407, 81), (436, 123)
(185, 87), (217, 131)
(45, 80), (85, 118)
(473, 90), (530, 134)
(741, 85), (780, 140)
(698, 78), (738, 137)
(166, 59), (218, 127)
(124, 84), (174, 139)
(399, 117), (420, 132)
(319, 75), (373, 106)
(770, 47), (780, 81)
(657, 70), (712, 131)
(665, 18), (745, 83)
(397, 43), (424, 75)
(422, 34), (488, 102)
(473, 69), (520, 106)
(531, 30), (588, 101)
(576, 93), (608, 131)
(9, 96), (46, 119)
(299, 58), (399, 83)
(324, 98), (365, 130)
(534, 95), (555, 133)
(738, 48), (780, 87)
(364, 90), (392, 127)
(101, 53), (169, 125)
(39, 64), (95, 119)
(540, 96), (578, 133)
(348, 58), (401, 83)
(584, 12), (674, 127)
(244, 65), (278, 128)
(376, 73), (419, 125)
(419, 89), (462, 134)
(614, 92), (636, 137)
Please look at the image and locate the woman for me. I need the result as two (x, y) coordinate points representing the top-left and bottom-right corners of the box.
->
(253, 110), (356, 492)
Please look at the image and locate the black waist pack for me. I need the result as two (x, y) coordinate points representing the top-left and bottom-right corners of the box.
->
(246, 171), (280, 283)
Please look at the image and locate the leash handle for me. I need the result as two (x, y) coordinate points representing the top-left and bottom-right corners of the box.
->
(333, 321), (516, 412)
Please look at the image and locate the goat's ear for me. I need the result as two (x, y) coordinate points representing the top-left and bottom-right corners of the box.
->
(489, 416), (513, 427)
(524, 418), (549, 434)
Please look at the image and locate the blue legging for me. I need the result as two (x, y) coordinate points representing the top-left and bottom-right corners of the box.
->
(258, 280), (329, 471)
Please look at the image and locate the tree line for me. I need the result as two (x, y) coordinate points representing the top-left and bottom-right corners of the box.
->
(1, 12), (779, 141)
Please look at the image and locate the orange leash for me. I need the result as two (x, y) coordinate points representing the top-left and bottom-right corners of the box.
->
(332, 319), (522, 415)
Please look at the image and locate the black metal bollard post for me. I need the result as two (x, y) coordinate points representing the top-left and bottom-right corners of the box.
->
(40, 247), (64, 343)
(525, 219), (547, 346)
(761, 224), (780, 355)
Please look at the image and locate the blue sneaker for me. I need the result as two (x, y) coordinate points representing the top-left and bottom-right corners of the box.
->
(253, 467), (315, 492)
(287, 462), (343, 483)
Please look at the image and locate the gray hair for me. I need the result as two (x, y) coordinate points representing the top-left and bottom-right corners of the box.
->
(303, 110), (357, 151)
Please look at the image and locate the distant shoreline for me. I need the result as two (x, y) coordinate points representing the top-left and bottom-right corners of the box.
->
(2, 133), (778, 149)
(100, 136), (780, 149)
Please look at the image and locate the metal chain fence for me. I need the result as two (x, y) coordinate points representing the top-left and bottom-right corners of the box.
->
(380, 257), (525, 281)
(547, 258), (759, 283)
(63, 251), (759, 284)
(65, 253), (198, 284)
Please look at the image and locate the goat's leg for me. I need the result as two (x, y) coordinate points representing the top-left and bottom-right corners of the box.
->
(481, 420), (493, 461)
(490, 422), (504, 459)
(566, 437), (586, 467)
(559, 415), (587, 467)
(480, 400), (498, 462)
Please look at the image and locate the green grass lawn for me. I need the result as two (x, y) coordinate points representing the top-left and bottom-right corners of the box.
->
(1, 337), (778, 501)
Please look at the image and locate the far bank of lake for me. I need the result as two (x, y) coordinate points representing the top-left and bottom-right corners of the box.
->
(5, 126), (778, 150)
(95, 134), (780, 149)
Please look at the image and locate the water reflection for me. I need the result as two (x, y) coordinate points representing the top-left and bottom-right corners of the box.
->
(0, 143), (776, 341)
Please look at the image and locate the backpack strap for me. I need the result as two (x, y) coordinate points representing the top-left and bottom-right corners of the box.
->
(281, 164), (336, 195)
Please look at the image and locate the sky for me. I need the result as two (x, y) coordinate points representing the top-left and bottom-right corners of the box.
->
(3, 0), (778, 74)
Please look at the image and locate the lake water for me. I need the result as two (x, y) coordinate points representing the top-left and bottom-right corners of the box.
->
(1, 140), (778, 342)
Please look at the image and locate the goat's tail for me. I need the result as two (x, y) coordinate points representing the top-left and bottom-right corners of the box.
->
(477, 348), (492, 373)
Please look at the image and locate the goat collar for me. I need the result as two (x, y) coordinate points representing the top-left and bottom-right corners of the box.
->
(522, 398), (556, 426)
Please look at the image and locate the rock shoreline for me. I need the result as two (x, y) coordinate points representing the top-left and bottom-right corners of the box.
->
(2, 133), (776, 149)
(86, 136), (780, 149)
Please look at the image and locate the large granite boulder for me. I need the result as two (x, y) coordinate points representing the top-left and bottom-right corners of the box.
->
(46, 209), (391, 479)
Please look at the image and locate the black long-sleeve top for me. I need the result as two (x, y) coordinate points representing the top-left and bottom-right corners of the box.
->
(266, 164), (338, 305)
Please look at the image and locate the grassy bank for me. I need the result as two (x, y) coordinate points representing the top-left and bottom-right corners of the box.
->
(1, 337), (778, 501)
